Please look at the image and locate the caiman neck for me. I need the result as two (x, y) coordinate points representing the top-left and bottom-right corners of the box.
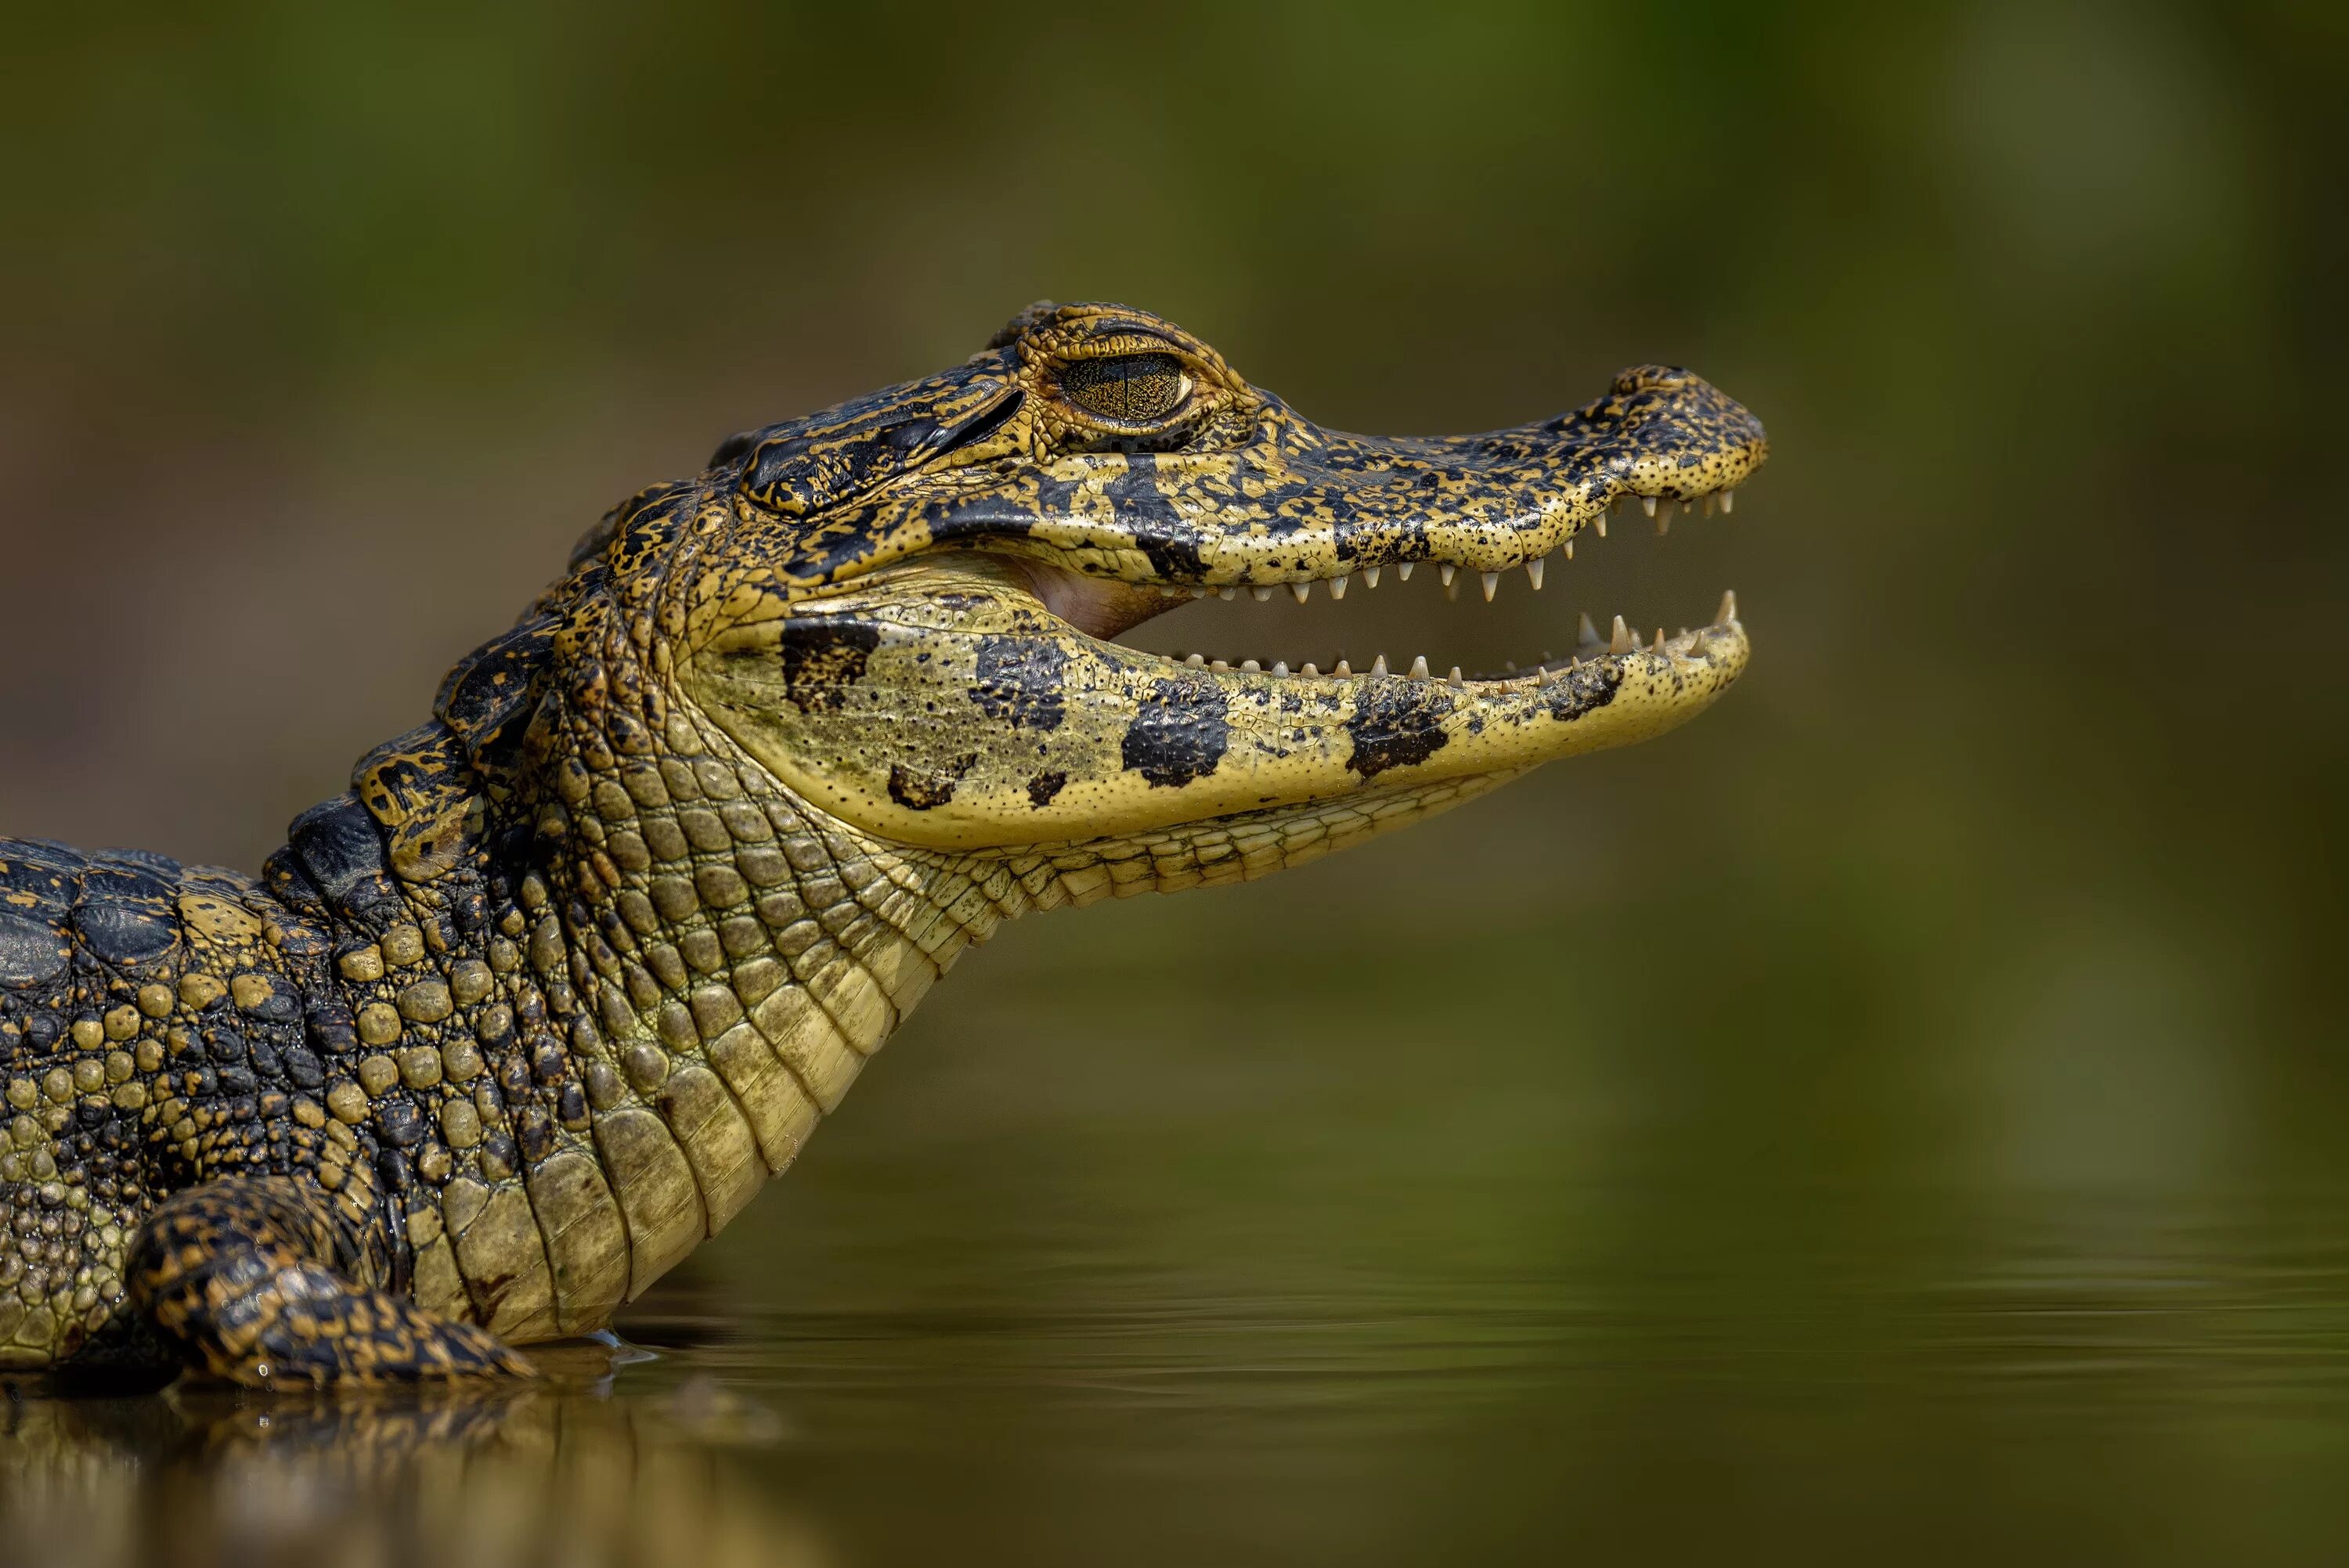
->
(259, 703), (1010, 1342)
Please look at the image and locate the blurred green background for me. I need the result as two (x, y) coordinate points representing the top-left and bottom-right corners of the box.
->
(2, 2), (2344, 1563)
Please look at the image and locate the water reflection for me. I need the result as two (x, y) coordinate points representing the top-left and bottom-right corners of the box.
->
(1, 1340), (819, 1568)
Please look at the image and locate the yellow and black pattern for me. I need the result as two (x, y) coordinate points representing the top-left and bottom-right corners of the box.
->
(128, 1176), (531, 1385)
(0, 302), (1766, 1382)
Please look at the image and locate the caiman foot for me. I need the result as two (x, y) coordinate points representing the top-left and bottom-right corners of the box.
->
(125, 1176), (533, 1387)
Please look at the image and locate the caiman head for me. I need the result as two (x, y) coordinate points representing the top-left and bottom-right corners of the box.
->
(302, 301), (1769, 1327)
(435, 299), (1766, 914)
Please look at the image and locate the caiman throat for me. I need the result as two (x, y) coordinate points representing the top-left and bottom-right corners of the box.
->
(0, 301), (1766, 1385)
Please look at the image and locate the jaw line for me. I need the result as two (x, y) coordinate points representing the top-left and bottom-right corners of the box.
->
(916, 545), (1753, 777)
(985, 471), (1753, 714)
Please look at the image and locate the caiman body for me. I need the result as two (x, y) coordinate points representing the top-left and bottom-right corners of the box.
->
(0, 303), (1766, 1385)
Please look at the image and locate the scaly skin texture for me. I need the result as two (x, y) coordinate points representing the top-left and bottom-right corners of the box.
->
(0, 302), (1766, 1385)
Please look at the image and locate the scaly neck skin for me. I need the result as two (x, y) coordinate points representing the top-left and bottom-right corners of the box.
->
(269, 679), (1010, 1345)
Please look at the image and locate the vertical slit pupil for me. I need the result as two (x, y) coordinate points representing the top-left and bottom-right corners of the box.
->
(1061, 353), (1185, 421)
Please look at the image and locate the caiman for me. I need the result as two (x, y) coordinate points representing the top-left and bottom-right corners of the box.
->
(0, 303), (1766, 1386)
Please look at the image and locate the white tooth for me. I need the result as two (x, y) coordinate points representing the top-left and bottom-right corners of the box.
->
(1480, 571), (1499, 601)
(1362, 567), (1380, 588)
(1578, 611), (1601, 648)
(1396, 563), (1414, 582)
(1218, 587), (1236, 601)
(1290, 582), (1311, 604)
(1334, 658), (1352, 676)
(1409, 654), (1430, 679)
(1716, 589), (1738, 625)
(1651, 629), (1667, 654)
(1271, 660), (1288, 676)
(1720, 488), (1736, 514)
(1370, 654), (1387, 676)
(1438, 564), (1456, 589)
(1608, 615), (1633, 655)
(1563, 539), (1574, 560)
(1640, 496), (1658, 518)
(1525, 559), (1544, 590)
(1185, 653), (1206, 666)
(1211, 659), (1230, 671)
(1300, 662), (1318, 676)
(1251, 586), (1273, 603)
(1702, 493), (1717, 517)
(1240, 658), (1261, 672)
(1687, 629), (1709, 658)
(1330, 575), (1348, 599)
(1655, 502), (1671, 535)
(1447, 665), (1464, 687)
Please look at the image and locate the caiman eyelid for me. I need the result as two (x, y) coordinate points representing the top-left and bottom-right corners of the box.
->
(1056, 330), (1212, 376)
(1060, 326), (1182, 353)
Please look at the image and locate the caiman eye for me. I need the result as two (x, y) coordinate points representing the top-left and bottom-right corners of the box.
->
(1058, 352), (1190, 423)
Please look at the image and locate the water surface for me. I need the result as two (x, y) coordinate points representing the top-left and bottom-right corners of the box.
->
(9, 877), (2347, 1568)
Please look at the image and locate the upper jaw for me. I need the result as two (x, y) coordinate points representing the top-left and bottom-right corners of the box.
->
(994, 364), (1766, 695)
(912, 363), (1766, 596)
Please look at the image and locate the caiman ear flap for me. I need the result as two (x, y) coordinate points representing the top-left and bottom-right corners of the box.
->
(984, 300), (1059, 351)
(433, 608), (562, 788)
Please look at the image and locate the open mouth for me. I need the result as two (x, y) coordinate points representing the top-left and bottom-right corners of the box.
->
(1022, 483), (1748, 696)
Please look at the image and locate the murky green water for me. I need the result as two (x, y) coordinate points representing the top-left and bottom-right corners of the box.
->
(9, 1187), (2349, 1566)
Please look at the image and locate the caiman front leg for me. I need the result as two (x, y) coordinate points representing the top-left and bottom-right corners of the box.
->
(125, 1176), (532, 1386)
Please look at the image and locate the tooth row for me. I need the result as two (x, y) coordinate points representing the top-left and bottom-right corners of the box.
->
(1184, 485), (1737, 604)
(1172, 591), (1740, 683)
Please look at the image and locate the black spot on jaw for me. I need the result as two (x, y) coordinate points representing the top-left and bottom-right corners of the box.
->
(1027, 770), (1069, 807)
(889, 753), (978, 810)
(775, 619), (884, 714)
(1539, 661), (1623, 723)
(1120, 675), (1230, 788)
(1345, 683), (1452, 780)
(971, 638), (1069, 730)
